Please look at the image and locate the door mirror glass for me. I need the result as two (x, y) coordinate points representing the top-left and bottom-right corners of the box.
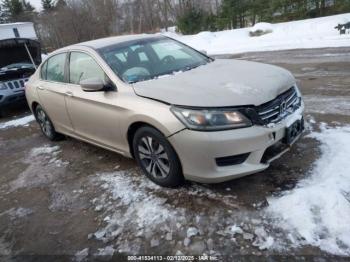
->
(80, 77), (105, 92)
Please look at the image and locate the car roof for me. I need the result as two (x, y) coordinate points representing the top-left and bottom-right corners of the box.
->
(66, 34), (163, 50)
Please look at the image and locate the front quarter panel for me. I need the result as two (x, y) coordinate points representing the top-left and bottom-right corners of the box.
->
(118, 93), (186, 154)
(24, 69), (41, 113)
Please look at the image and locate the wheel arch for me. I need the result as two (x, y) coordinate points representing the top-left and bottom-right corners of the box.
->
(127, 121), (185, 186)
(127, 121), (161, 158)
(126, 121), (183, 164)
(31, 101), (40, 118)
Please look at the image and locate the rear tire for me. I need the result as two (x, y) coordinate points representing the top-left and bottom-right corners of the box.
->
(35, 105), (64, 141)
(133, 126), (184, 187)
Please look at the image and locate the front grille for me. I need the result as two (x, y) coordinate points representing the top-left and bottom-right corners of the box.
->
(257, 87), (300, 125)
(5, 78), (29, 90)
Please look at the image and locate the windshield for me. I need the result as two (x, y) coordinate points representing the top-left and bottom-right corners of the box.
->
(99, 37), (211, 84)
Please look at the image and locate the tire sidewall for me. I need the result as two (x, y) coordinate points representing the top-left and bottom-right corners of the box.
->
(35, 105), (57, 141)
(133, 126), (183, 187)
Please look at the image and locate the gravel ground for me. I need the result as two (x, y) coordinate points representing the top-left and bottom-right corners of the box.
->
(0, 47), (349, 261)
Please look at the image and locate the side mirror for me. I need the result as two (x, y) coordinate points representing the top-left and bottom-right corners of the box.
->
(199, 50), (208, 55)
(80, 78), (106, 92)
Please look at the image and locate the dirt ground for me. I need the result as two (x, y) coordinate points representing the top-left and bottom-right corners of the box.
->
(0, 47), (350, 261)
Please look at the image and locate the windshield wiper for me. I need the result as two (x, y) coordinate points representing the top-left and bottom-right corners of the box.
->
(183, 63), (203, 72)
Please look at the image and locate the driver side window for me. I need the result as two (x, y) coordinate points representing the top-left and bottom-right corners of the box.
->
(69, 52), (105, 85)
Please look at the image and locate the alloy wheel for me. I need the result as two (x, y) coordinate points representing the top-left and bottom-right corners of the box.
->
(137, 136), (170, 179)
(36, 108), (52, 137)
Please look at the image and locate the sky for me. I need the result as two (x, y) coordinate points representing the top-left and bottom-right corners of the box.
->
(28, 0), (42, 10)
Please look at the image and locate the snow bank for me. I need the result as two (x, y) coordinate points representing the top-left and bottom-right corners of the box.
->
(163, 13), (350, 55)
(0, 115), (35, 129)
(267, 125), (350, 255)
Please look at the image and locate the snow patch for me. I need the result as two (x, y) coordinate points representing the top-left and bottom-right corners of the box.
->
(228, 225), (243, 236)
(30, 145), (61, 157)
(0, 115), (35, 129)
(0, 207), (33, 220)
(75, 248), (89, 262)
(252, 227), (274, 250)
(90, 171), (185, 246)
(304, 95), (350, 115)
(163, 13), (350, 55)
(267, 125), (350, 255)
(99, 172), (173, 228)
(187, 227), (199, 238)
(96, 246), (115, 258)
(9, 145), (68, 192)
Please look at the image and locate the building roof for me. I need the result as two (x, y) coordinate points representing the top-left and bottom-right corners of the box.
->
(0, 22), (34, 27)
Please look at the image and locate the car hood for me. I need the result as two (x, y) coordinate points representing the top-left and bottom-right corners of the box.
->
(132, 59), (296, 107)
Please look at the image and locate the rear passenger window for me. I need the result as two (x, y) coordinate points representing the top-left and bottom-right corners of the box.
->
(69, 52), (105, 85)
(40, 61), (48, 79)
(46, 53), (66, 82)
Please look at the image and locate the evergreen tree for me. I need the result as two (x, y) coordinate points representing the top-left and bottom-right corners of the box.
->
(176, 6), (218, 34)
(1, 0), (24, 21)
(41, 0), (53, 11)
(55, 0), (66, 9)
(23, 0), (34, 12)
(0, 0), (35, 22)
(0, 4), (5, 22)
(176, 7), (204, 34)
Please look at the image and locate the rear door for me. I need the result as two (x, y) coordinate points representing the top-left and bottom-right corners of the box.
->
(64, 51), (123, 150)
(36, 52), (73, 134)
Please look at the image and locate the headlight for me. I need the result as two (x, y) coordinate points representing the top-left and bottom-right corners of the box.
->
(171, 106), (252, 131)
(0, 83), (7, 90)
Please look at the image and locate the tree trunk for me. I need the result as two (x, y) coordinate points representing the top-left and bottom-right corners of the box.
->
(320, 0), (326, 15)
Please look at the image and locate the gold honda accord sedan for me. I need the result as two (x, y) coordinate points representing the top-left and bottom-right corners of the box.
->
(25, 35), (304, 187)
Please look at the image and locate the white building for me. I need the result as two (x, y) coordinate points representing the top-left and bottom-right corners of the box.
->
(0, 22), (38, 41)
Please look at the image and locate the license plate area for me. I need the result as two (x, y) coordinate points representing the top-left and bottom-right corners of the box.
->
(283, 118), (304, 145)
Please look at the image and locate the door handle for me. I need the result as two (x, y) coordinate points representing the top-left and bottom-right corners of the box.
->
(37, 86), (45, 90)
(65, 91), (73, 97)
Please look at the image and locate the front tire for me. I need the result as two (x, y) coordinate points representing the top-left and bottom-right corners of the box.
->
(35, 105), (63, 141)
(133, 126), (184, 187)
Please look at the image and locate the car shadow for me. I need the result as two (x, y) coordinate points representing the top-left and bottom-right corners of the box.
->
(0, 102), (30, 119)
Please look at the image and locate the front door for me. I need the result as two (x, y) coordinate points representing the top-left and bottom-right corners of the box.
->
(65, 51), (124, 150)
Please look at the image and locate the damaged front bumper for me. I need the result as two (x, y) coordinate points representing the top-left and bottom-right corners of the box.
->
(168, 105), (305, 183)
